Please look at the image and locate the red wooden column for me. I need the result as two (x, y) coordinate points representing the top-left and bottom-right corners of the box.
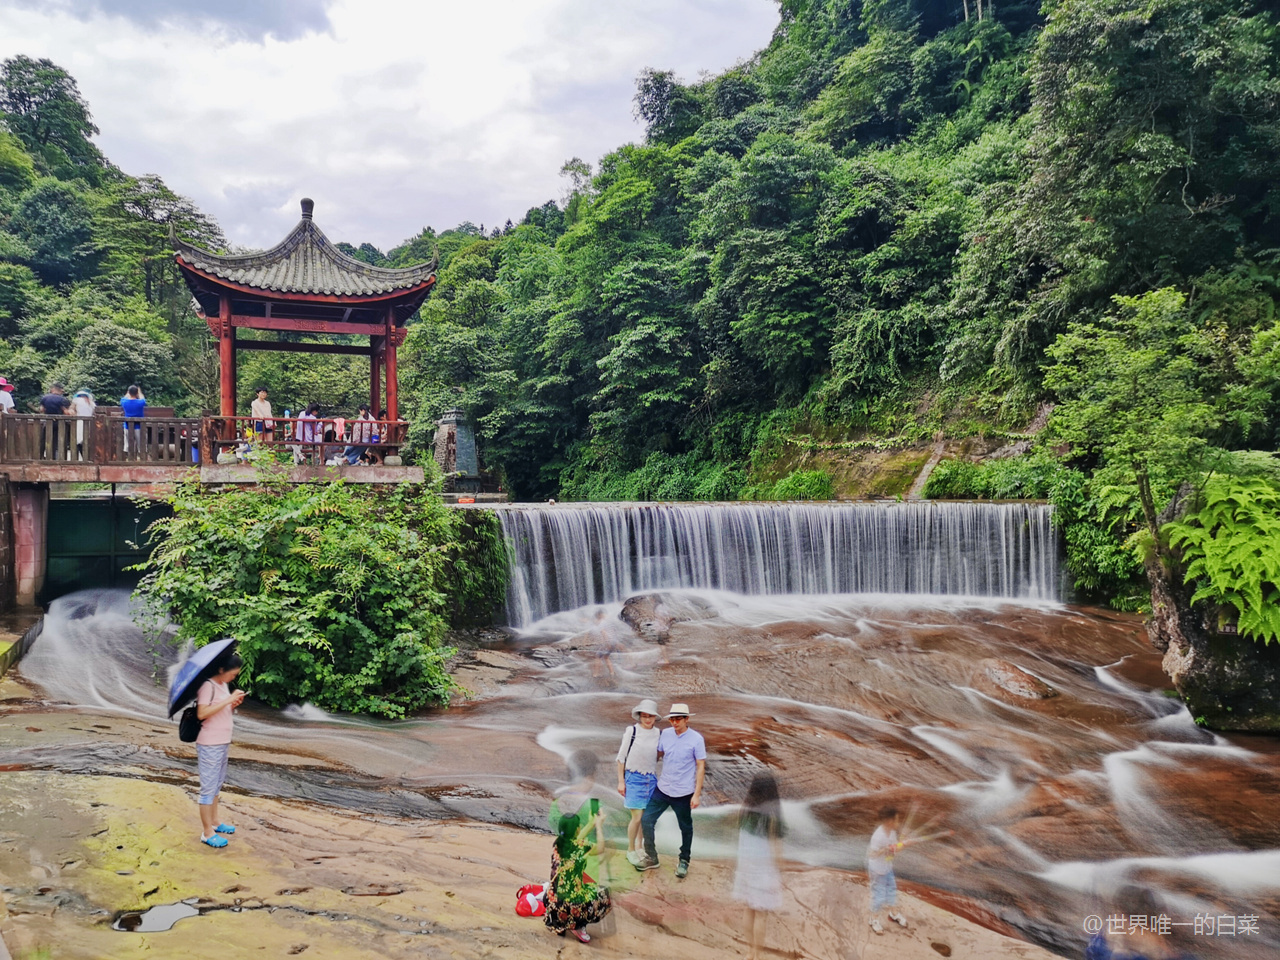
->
(369, 336), (383, 415)
(385, 306), (398, 422)
(218, 294), (235, 417)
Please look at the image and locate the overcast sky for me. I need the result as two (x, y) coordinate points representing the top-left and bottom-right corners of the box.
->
(0, 0), (780, 251)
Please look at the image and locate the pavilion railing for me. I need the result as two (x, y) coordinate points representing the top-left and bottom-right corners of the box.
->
(208, 416), (407, 464)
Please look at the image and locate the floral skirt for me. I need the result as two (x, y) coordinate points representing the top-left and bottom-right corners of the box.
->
(543, 847), (611, 934)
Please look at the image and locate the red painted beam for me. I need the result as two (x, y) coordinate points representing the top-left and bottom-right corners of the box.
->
(231, 316), (389, 336)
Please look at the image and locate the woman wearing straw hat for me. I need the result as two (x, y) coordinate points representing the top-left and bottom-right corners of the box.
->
(635, 702), (706, 879)
(615, 698), (661, 866)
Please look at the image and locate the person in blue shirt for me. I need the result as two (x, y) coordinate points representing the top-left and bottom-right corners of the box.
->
(635, 702), (706, 879)
(119, 384), (146, 453)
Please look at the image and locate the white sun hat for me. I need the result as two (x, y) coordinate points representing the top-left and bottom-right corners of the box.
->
(631, 698), (660, 720)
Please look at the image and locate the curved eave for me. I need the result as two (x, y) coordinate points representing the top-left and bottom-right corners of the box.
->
(175, 255), (436, 304)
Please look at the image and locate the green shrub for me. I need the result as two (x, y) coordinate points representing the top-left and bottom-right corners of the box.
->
(1167, 475), (1280, 644)
(923, 451), (1064, 500)
(769, 469), (835, 501)
(134, 472), (505, 718)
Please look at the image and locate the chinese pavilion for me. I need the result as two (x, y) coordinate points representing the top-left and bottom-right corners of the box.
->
(172, 198), (436, 427)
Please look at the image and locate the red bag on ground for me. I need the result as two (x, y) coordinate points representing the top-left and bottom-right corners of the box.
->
(514, 882), (547, 917)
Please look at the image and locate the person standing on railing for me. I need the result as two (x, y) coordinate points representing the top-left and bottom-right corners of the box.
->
(120, 384), (146, 453)
(0, 378), (15, 414)
(250, 387), (274, 443)
(72, 389), (95, 459)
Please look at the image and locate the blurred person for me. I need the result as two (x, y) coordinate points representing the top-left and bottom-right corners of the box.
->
(71, 388), (94, 458)
(636, 702), (706, 879)
(733, 772), (786, 960)
(544, 750), (612, 944)
(0, 377), (15, 414)
(615, 698), (661, 866)
(1085, 884), (1197, 960)
(868, 805), (933, 934)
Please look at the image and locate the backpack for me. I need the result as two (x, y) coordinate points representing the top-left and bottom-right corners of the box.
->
(514, 883), (547, 917)
(178, 705), (202, 743)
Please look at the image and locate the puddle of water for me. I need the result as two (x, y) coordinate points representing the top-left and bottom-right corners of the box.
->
(113, 899), (200, 932)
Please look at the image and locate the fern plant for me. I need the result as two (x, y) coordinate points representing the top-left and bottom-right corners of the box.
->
(1166, 476), (1280, 645)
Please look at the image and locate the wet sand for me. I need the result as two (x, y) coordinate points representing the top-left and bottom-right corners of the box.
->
(0, 744), (1055, 960)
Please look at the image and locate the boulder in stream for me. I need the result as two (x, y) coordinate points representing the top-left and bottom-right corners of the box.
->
(977, 658), (1058, 700)
(619, 592), (716, 642)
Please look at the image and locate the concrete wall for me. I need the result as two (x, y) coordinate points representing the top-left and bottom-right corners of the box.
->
(13, 484), (47, 608)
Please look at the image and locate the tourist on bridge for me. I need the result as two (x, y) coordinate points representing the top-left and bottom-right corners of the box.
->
(38, 382), (71, 415)
(0, 377), (14, 414)
(72, 389), (94, 459)
(251, 387), (274, 442)
(344, 403), (377, 464)
(120, 384), (146, 453)
(635, 702), (706, 878)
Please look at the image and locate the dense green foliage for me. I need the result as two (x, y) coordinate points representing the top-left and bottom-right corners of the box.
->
(11, 0), (1280, 630)
(135, 475), (508, 717)
(394, 0), (1280, 517)
(1167, 476), (1280, 644)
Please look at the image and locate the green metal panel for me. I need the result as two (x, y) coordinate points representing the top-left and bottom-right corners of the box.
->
(43, 498), (172, 602)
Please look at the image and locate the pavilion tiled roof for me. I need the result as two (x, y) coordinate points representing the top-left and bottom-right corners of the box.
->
(171, 198), (435, 298)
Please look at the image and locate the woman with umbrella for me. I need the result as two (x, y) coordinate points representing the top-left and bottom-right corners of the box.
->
(168, 639), (245, 849)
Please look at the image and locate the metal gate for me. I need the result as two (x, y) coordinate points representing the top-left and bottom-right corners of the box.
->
(43, 497), (171, 602)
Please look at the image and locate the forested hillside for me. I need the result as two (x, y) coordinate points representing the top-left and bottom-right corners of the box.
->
(399, 0), (1280, 620)
(5, 0), (1280, 640)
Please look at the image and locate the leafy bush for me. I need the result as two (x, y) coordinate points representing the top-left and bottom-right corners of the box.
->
(1167, 476), (1280, 644)
(135, 473), (506, 717)
(923, 451), (1064, 500)
(768, 469), (835, 501)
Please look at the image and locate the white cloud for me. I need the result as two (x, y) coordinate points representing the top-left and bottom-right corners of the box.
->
(0, 0), (780, 251)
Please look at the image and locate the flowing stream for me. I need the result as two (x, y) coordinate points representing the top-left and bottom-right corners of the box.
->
(8, 502), (1280, 958)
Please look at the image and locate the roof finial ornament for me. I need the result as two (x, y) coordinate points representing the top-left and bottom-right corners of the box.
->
(300, 197), (315, 220)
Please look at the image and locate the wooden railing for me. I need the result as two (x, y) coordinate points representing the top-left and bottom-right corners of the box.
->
(0, 413), (407, 468)
(0, 414), (202, 465)
(209, 416), (406, 464)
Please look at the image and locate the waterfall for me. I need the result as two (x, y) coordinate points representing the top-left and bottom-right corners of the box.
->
(496, 501), (1061, 626)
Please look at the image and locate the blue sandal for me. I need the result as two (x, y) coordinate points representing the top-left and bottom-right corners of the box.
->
(200, 833), (228, 848)
(214, 823), (235, 835)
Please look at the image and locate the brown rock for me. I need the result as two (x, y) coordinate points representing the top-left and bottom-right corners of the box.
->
(977, 658), (1057, 699)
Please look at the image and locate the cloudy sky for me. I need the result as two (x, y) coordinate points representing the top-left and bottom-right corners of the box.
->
(0, 0), (780, 251)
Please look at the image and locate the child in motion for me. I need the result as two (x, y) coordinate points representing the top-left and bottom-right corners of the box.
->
(732, 772), (786, 960)
(196, 652), (246, 848)
(615, 698), (662, 865)
(867, 805), (919, 934)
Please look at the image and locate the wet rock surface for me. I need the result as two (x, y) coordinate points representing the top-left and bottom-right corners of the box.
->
(4, 589), (1280, 958)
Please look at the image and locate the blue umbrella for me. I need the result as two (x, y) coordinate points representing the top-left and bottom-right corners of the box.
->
(167, 638), (238, 717)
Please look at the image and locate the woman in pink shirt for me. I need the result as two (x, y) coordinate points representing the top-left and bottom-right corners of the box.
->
(195, 652), (245, 848)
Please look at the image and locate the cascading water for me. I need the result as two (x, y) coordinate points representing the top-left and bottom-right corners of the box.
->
(497, 500), (1061, 626)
